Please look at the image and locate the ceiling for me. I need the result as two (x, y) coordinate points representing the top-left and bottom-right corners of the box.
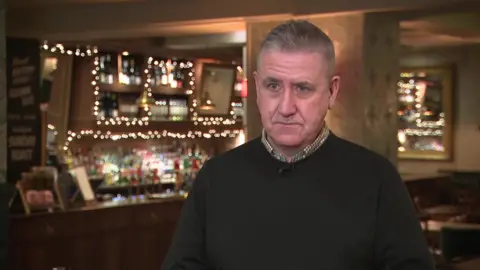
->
(61, 32), (246, 62)
(8, 0), (139, 8)
(50, 10), (480, 62)
(400, 11), (480, 47)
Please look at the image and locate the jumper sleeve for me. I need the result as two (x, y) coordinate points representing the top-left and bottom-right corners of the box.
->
(161, 161), (211, 270)
(374, 161), (435, 270)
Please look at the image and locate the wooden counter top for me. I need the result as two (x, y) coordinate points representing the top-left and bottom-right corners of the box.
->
(439, 169), (480, 174)
(10, 194), (186, 220)
(422, 220), (480, 232)
(401, 173), (450, 182)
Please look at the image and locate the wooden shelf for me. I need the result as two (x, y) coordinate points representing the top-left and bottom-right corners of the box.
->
(230, 96), (243, 103)
(97, 83), (143, 94)
(150, 85), (189, 96)
(97, 83), (190, 97)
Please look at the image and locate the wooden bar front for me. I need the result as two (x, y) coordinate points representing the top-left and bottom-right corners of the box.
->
(9, 197), (185, 270)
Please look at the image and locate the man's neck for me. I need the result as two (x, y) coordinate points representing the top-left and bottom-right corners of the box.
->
(262, 124), (329, 163)
(266, 136), (306, 162)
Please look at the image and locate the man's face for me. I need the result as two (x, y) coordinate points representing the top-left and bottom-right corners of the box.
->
(254, 50), (340, 150)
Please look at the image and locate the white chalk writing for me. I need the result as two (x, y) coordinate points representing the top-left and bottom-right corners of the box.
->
(10, 149), (33, 161)
(8, 135), (36, 147)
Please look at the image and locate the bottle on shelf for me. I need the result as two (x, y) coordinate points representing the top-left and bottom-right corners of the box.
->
(99, 92), (118, 118)
(129, 59), (135, 85)
(134, 65), (142, 85)
(99, 53), (115, 84)
(161, 61), (168, 85)
(175, 69), (184, 88)
(168, 98), (188, 120)
(120, 57), (130, 85)
(150, 99), (168, 121)
(152, 66), (161, 87)
(99, 55), (107, 83)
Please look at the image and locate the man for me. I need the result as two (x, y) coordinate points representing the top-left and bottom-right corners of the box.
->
(162, 20), (434, 270)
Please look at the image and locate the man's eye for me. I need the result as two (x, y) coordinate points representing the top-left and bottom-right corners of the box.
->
(267, 83), (280, 91)
(297, 86), (311, 92)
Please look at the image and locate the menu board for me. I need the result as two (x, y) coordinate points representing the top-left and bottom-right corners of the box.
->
(6, 38), (42, 183)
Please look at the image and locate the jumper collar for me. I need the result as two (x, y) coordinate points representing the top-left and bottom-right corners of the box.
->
(261, 125), (330, 163)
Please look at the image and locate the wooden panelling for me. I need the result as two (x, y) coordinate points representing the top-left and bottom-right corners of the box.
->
(9, 198), (184, 270)
(69, 56), (96, 132)
(45, 53), (74, 146)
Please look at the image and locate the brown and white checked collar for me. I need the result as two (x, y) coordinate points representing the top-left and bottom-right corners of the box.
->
(261, 125), (330, 163)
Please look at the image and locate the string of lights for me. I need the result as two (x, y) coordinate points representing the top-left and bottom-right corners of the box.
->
(91, 56), (149, 126)
(146, 56), (196, 95)
(84, 52), (244, 146)
(41, 40), (98, 57)
(63, 129), (243, 151)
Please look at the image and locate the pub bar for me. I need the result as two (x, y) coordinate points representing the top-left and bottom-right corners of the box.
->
(8, 39), (247, 269)
(4, 1), (480, 269)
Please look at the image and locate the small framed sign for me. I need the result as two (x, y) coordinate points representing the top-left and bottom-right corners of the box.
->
(70, 166), (96, 205)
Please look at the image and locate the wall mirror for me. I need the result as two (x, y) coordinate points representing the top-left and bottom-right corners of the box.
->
(397, 66), (453, 160)
(197, 63), (236, 116)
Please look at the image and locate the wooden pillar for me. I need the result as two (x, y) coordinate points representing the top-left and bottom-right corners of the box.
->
(0, 0), (6, 183)
(0, 0), (10, 268)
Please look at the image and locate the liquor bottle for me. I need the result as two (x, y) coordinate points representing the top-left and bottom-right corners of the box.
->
(105, 54), (114, 84)
(152, 169), (160, 184)
(111, 93), (118, 117)
(154, 66), (161, 86)
(99, 55), (107, 83)
(169, 99), (177, 117)
(100, 93), (112, 117)
(136, 167), (143, 184)
(134, 65), (142, 85)
(129, 59), (136, 85)
(161, 100), (168, 118)
(160, 62), (168, 85)
(173, 157), (181, 171)
(121, 58), (130, 85)
(175, 69), (184, 88)
(181, 99), (188, 118)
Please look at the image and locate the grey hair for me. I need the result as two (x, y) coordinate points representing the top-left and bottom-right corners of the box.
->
(259, 20), (336, 77)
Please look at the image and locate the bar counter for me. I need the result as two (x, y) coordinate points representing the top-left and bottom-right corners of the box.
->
(9, 195), (185, 270)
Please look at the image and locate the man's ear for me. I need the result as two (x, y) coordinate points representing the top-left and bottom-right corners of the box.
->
(328, 75), (340, 109)
(253, 71), (260, 105)
(253, 71), (258, 87)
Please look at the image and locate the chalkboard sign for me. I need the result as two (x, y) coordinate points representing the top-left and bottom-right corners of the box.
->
(6, 38), (42, 183)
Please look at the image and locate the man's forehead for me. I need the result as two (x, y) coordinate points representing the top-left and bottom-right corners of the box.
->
(258, 49), (322, 61)
(257, 50), (327, 70)
(256, 50), (327, 81)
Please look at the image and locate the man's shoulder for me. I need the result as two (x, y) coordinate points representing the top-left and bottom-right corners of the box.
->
(328, 134), (401, 191)
(329, 134), (396, 171)
(206, 137), (262, 169)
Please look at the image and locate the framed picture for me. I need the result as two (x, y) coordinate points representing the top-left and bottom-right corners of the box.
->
(397, 66), (454, 160)
(197, 63), (236, 116)
(70, 166), (96, 204)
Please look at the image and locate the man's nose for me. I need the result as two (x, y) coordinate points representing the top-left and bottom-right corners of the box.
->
(278, 88), (296, 116)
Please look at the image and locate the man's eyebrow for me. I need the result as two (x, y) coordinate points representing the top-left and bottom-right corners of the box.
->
(293, 81), (314, 87)
(262, 77), (280, 83)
